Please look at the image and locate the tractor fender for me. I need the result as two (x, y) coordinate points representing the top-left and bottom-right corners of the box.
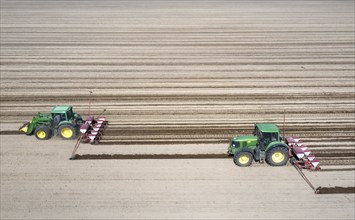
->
(265, 142), (289, 152)
(57, 121), (74, 127)
(234, 147), (254, 155)
(239, 147), (254, 154)
(235, 147), (254, 158)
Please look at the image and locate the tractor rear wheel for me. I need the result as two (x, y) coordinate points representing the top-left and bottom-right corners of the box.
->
(58, 124), (77, 139)
(34, 125), (51, 140)
(233, 151), (253, 167)
(266, 147), (289, 166)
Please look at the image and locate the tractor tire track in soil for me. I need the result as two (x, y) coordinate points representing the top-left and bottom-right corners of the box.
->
(315, 186), (355, 194)
(72, 153), (228, 160)
(71, 152), (354, 166)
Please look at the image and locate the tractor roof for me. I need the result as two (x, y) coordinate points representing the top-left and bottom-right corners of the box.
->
(256, 123), (280, 133)
(51, 105), (72, 113)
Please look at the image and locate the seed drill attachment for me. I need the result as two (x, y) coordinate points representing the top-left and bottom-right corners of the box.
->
(69, 109), (108, 160)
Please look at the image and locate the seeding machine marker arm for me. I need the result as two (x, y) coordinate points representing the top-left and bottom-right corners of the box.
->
(97, 109), (107, 119)
(70, 135), (83, 160)
(293, 163), (317, 192)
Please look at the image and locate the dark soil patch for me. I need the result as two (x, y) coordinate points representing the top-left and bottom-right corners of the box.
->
(72, 154), (229, 160)
(0, 130), (21, 135)
(315, 186), (355, 194)
(320, 168), (355, 172)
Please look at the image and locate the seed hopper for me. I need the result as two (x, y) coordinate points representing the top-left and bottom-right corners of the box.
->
(286, 136), (320, 171)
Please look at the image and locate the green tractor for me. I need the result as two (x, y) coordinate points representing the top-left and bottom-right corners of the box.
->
(19, 105), (83, 140)
(227, 123), (289, 167)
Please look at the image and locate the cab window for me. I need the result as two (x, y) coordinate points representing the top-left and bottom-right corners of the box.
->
(263, 132), (279, 142)
(67, 110), (72, 119)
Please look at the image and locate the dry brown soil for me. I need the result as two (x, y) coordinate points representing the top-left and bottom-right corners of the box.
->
(1, 0), (354, 219)
(1, 136), (355, 219)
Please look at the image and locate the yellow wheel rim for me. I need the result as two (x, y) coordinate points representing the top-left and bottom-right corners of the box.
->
(61, 127), (73, 138)
(36, 130), (46, 139)
(238, 155), (250, 165)
(272, 151), (285, 163)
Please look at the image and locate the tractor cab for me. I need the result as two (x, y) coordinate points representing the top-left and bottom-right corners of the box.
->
(51, 105), (73, 122)
(50, 105), (82, 126)
(253, 123), (281, 150)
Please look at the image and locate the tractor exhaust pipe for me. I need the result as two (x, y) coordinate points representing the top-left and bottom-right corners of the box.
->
(283, 109), (286, 138)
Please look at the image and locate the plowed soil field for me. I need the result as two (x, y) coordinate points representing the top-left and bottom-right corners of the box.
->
(1, 0), (354, 219)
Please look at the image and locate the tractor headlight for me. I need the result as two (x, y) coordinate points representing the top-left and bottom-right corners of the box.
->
(230, 141), (239, 148)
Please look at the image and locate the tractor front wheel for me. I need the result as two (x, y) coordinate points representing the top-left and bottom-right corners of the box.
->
(233, 151), (253, 167)
(58, 124), (77, 139)
(34, 125), (51, 140)
(266, 147), (289, 166)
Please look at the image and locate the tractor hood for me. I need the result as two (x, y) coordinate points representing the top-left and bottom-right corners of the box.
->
(228, 136), (257, 155)
(232, 135), (257, 143)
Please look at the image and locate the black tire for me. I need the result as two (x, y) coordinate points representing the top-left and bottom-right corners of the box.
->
(34, 125), (52, 140)
(58, 124), (77, 139)
(266, 146), (289, 166)
(233, 151), (253, 167)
